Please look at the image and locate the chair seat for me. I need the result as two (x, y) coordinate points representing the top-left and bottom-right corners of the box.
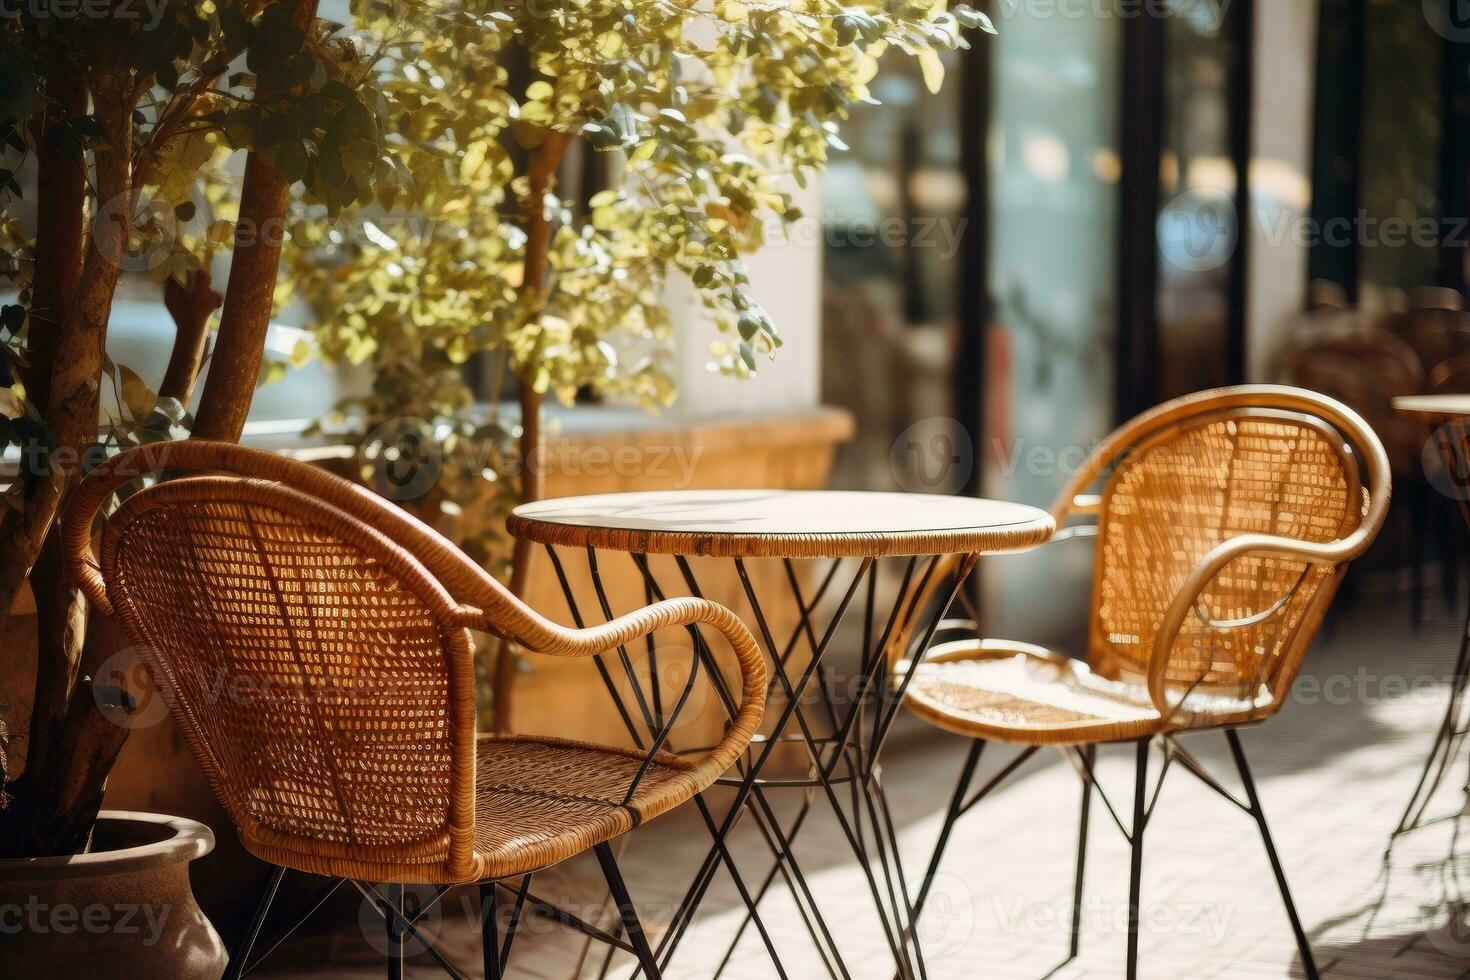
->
(900, 640), (1268, 746)
(470, 733), (705, 880)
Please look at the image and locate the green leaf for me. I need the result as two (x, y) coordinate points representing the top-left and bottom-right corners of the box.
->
(738, 341), (757, 371)
(116, 365), (156, 422)
(0, 304), (22, 335)
(918, 49), (945, 95)
(953, 5), (998, 34)
(69, 115), (108, 145)
(272, 138), (308, 183)
(736, 311), (762, 341)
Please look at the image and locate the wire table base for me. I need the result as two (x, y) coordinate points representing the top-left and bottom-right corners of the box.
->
(1392, 399), (1470, 843)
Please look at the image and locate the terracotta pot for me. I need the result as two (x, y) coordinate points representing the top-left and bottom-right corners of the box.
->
(0, 810), (227, 978)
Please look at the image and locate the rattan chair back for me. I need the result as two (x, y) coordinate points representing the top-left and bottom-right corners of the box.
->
(1431, 352), (1470, 393)
(1051, 387), (1390, 718)
(107, 476), (476, 867)
(1273, 327), (1422, 476)
(1393, 308), (1470, 378)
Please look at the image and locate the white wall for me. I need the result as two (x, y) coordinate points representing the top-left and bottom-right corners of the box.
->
(1246, 0), (1320, 380)
(667, 179), (825, 417)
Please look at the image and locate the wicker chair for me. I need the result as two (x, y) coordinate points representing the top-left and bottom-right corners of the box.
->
(1431, 351), (1470, 393)
(896, 387), (1390, 980)
(1392, 308), (1470, 382)
(62, 441), (767, 980)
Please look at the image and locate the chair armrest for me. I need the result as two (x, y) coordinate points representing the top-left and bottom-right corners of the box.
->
(1144, 531), (1361, 716)
(1069, 494), (1103, 516)
(456, 597), (767, 785)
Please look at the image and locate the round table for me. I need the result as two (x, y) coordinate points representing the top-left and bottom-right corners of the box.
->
(1392, 395), (1470, 840)
(508, 490), (1053, 979)
(1392, 393), (1470, 427)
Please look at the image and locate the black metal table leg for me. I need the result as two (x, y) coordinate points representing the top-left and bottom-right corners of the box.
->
(1393, 573), (1470, 840)
(576, 548), (974, 979)
(1395, 416), (1470, 841)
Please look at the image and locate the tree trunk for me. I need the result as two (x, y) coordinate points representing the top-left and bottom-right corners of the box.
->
(23, 72), (87, 413)
(490, 133), (570, 733)
(191, 0), (318, 442)
(0, 71), (134, 858)
(1, 65), (87, 789)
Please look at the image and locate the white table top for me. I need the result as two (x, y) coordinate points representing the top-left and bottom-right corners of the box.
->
(507, 489), (1054, 559)
(1393, 395), (1470, 424)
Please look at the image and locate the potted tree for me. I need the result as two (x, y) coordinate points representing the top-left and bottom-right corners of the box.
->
(0, 0), (401, 972)
(288, 0), (996, 727)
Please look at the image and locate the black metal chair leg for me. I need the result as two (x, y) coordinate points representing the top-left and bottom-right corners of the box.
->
(1412, 477), (1429, 630)
(1226, 730), (1321, 980)
(225, 865), (286, 980)
(911, 739), (985, 920)
(480, 882), (501, 980)
(1070, 746), (1094, 961)
(1442, 498), (1460, 609)
(596, 842), (663, 980)
(1126, 739), (1149, 980)
(385, 883), (404, 980)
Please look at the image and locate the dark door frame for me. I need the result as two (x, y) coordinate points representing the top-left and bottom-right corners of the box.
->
(954, 20), (994, 500)
(1306, 0), (1367, 304)
(1115, 0), (1255, 421)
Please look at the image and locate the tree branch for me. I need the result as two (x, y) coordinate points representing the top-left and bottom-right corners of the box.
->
(492, 131), (571, 733)
(160, 268), (222, 404)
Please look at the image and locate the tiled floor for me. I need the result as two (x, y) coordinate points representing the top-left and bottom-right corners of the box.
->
(260, 578), (1470, 979)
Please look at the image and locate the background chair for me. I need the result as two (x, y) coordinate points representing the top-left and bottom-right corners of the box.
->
(895, 386), (1390, 980)
(1272, 327), (1426, 620)
(1391, 308), (1470, 387)
(63, 441), (767, 980)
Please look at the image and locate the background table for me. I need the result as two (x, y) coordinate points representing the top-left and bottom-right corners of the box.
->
(1392, 395), (1470, 840)
(508, 490), (1052, 979)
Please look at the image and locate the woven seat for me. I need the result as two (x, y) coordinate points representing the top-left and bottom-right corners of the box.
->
(468, 734), (696, 881)
(902, 640), (1267, 745)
